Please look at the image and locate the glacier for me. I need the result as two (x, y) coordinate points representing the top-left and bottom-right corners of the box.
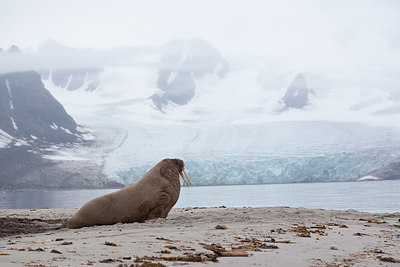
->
(32, 39), (400, 186)
(51, 117), (400, 186)
(108, 122), (400, 185)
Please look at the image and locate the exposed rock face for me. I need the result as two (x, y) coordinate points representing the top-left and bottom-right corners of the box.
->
(0, 70), (120, 189)
(0, 146), (123, 190)
(41, 67), (102, 91)
(6, 45), (21, 54)
(0, 71), (78, 145)
(281, 73), (310, 109)
(38, 40), (103, 91)
(150, 38), (229, 111)
(358, 161), (400, 181)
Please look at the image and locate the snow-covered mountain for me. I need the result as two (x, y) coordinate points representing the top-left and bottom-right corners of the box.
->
(2, 40), (400, 188)
(0, 70), (79, 146)
(38, 40), (103, 92)
(150, 38), (229, 111)
(35, 39), (400, 186)
(41, 68), (102, 92)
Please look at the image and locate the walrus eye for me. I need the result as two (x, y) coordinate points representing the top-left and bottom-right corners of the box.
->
(172, 159), (184, 170)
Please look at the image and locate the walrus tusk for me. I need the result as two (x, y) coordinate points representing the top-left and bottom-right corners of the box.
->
(180, 172), (189, 187)
(183, 168), (191, 186)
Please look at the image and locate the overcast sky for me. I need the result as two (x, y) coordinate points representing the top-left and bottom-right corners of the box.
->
(1, 0), (400, 73)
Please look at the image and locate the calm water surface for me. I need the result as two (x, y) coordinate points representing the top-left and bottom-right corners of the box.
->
(1, 180), (399, 213)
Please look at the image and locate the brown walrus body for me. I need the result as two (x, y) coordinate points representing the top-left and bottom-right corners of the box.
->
(66, 158), (191, 229)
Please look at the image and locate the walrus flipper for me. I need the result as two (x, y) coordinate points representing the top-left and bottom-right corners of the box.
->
(147, 205), (168, 220)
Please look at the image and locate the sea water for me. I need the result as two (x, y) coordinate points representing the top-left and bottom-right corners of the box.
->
(0, 180), (399, 213)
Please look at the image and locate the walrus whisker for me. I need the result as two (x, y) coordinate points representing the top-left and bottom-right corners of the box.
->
(183, 168), (191, 186)
(180, 172), (189, 187)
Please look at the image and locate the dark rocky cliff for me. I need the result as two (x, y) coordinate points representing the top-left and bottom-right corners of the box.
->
(281, 73), (311, 109)
(0, 71), (78, 145)
(0, 69), (121, 189)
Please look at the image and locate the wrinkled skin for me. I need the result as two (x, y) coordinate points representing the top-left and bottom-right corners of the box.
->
(67, 158), (186, 228)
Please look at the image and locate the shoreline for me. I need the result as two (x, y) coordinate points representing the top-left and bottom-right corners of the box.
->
(2, 180), (400, 213)
(2, 179), (399, 192)
(0, 207), (399, 266)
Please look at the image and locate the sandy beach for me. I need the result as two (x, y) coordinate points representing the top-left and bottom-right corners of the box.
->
(0, 206), (399, 266)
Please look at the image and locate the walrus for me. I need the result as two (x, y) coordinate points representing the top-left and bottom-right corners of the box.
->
(66, 158), (191, 228)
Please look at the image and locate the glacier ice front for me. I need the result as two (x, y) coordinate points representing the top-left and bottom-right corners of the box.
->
(81, 120), (400, 185)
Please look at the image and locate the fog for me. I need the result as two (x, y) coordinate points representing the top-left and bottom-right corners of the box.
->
(1, 0), (400, 125)
(0, 42), (160, 74)
(1, 0), (400, 72)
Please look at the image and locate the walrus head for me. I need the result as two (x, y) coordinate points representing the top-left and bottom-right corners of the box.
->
(171, 158), (191, 187)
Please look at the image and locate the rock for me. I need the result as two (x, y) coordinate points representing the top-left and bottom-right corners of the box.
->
(0, 70), (121, 190)
(150, 38), (229, 111)
(357, 161), (400, 181)
(281, 73), (311, 109)
(0, 146), (123, 190)
(6, 45), (21, 54)
(38, 40), (102, 91)
(0, 70), (78, 144)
